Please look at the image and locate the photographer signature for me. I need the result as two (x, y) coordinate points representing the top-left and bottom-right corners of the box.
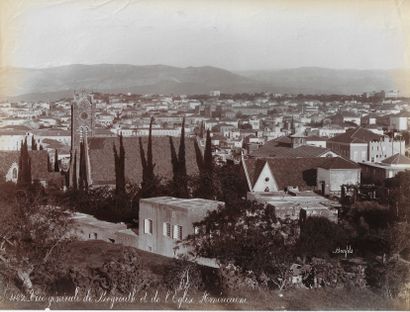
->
(332, 245), (353, 258)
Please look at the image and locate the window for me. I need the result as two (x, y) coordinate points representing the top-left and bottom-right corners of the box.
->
(144, 219), (153, 234)
(265, 177), (270, 182)
(163, 222), (171, 237)
(194, 226), (201, 235)
(173, 225), (183, 240)
(12, 167), (17, 179)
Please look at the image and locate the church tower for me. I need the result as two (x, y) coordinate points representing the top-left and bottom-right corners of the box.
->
(69, 91), (95, 188)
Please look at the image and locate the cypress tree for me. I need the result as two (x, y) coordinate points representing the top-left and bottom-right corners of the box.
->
(204, 129), (213, 172)
(17, 142), (23, 185)
(113, 134), (125, 195)
(72, 151), (78, 191)
(147, 117), (155, 180)
(169, 136), (179, 196)
(195, 130), (214, 199)
(47, 153), (51, 172)
(113, 141), (119, 190)
(31, 135), (37, 150)
(27, 157), (32, 186)
(194, 138), (204, 173)
(119, 133), (125, 192)
(139, 137), (147, 183)
(54, 149), (59, 172)
(178, 117), (188, 197)
(18, 138), (32, 186)
(79, 142), (88, 191)
(139, 118), (158, 198)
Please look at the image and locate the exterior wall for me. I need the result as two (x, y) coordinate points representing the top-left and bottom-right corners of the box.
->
(390, 117), (408, 131)
(360, 163), (410, 185)
(252, 162), (279, 192)
(360, 164), (389, 185)
(73, 220), (127, 243)
(5, 162), (18, 183)
(305, 140), (326, 148)
(138, 201), (198, 258)
(319, 128), (346, 137)
(329, 169), (360, 193)
(350, 144), (368, 162)
(317, 168), (361, 194)
(344, 117), (361, 125)
(317, 168), (331, 195)
(0, 134), (26, 150)
(368, 140), (405, 162)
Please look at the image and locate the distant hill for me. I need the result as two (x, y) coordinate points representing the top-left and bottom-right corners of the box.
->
(0, 64), (267, 101)
(238, 67), (410, 96)
(0, 64), (409, 101)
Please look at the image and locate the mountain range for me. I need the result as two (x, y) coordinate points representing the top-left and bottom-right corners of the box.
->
(0, 64), (409, 101)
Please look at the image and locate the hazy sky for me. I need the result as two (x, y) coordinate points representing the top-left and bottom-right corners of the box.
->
(1, 0), (410, 70)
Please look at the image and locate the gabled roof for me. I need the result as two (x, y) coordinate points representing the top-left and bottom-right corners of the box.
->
(381, 153), (410, 165)
(87, 136), (199, 186)
(327, 127), (380, 144)
(317, 157), (360, 170)
(244, 156), (358, 191)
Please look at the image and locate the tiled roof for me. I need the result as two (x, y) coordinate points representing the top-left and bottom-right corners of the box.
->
(251, 144), (334, 158)
(273, 136), (292, 145)
(87, 136), (199, 186)
(244, 156), (359, 190)
(327, 127), (380, 144)
(317, 157), (360, 170)
(381, 153), (410, 165)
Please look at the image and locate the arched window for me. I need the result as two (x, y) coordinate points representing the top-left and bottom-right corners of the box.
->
(12, 167), (18, 179)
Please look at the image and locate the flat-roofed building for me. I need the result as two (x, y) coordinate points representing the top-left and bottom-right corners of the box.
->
(138, 197), (224, 261)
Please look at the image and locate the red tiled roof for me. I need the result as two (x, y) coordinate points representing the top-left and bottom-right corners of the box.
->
(87, 136), (199, 186)
(327, 127), (380, 144)
(381, 153), (410, 165)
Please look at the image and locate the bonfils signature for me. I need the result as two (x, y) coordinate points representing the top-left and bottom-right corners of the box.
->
(332, 245), (353, 258)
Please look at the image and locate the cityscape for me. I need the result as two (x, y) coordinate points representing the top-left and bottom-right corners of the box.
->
(0, 0), (410, 310)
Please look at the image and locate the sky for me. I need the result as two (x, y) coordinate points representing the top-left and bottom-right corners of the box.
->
(1, 0), (410, 71)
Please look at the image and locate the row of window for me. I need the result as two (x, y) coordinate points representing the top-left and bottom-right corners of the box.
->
(143, 219), (183, 240)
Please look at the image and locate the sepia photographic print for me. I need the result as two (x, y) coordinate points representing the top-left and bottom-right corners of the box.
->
(1, 0), (410, 310)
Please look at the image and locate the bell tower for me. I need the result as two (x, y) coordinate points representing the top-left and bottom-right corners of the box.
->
(71, 91), (95, 151)
(69, 91), (95, 188)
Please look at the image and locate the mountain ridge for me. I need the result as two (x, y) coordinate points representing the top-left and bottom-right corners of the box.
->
(1, 64), (409, 101)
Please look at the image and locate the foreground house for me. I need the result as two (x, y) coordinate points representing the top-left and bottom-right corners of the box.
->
(139, 197), (223, 264)
(72, 196), (224, 267)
